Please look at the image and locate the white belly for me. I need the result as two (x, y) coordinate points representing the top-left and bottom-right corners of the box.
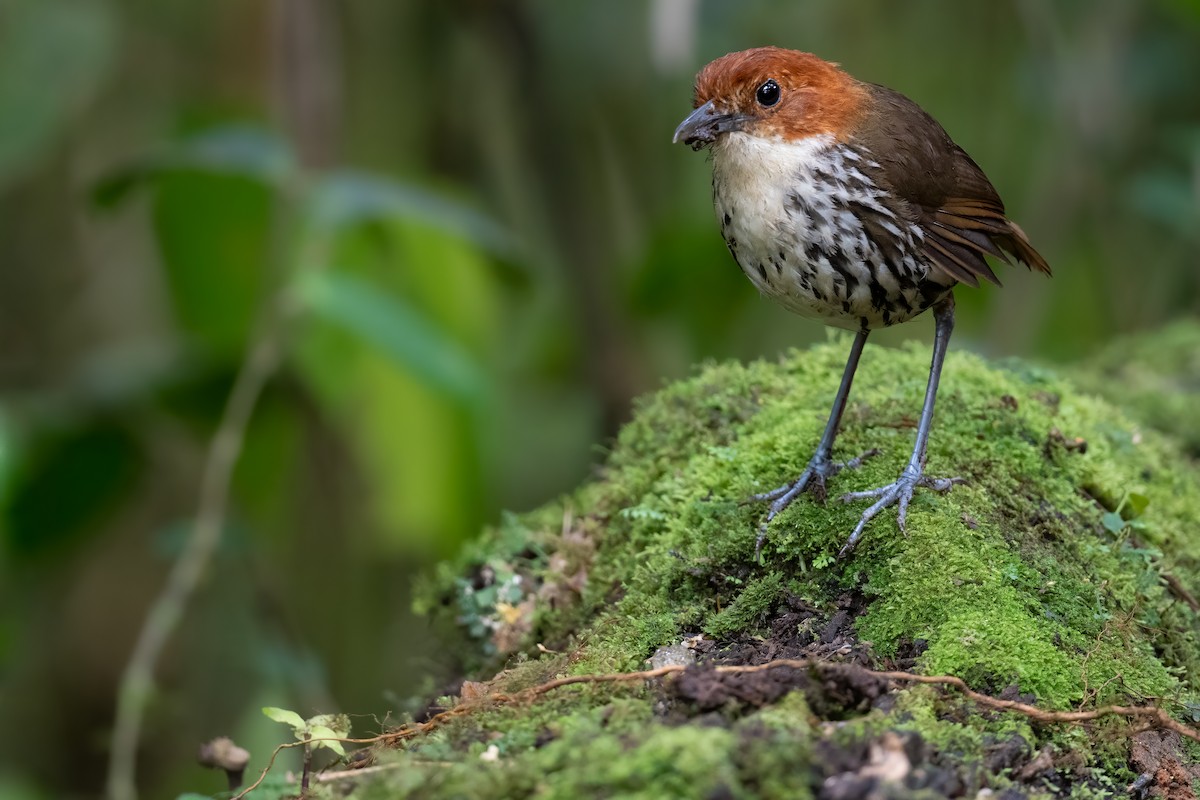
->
(710, 132), (948, 330)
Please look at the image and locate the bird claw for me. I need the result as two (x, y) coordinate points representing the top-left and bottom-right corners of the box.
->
(837, 469), (965, 558)
(750, 448), (880, 559)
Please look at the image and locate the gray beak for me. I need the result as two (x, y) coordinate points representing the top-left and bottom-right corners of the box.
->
(672, 100), (746, 149)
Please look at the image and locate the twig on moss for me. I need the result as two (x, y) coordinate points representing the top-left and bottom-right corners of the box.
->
(380, 658), (1200, 746)
(232, 656), (1200, 796)
(814, 662), (1200, 744)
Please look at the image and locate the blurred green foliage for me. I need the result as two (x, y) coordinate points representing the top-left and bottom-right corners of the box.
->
(0, 0), (116, 188)
(0, 0), (1197, 797)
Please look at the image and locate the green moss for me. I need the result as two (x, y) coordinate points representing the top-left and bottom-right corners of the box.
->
(389, 328), (1200, 798)
(705, 571), (786, 639)
(365, 714), (818, 800)
(569, 341), (1196, 708)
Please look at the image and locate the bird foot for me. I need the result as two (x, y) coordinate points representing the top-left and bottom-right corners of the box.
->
(750, 448), (880, 558)
(837, 467), (965, 558)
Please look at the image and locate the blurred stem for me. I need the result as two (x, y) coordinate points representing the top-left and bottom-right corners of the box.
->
(105, 219), (303, 800)
(107, 5), (340, 797)
(106, 317), (286, 800)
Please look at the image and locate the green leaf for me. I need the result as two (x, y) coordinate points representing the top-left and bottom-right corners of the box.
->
(291, 211), (501, 555)
(95, 130), (285, 357)
(92, 126), (293, 209)
(3, 423), (142, 558)
(151, 170), (273, 355)
(811, 553), (836, 571)
(164, 126), (292, 180)
(1101, 511), (1126, 534)
(296, 270), (487, 408)
(309, 713), (351, 738)
(0, 0), (116, 190)
(307, 725), (346, 756)
(262, 706), (306, 733)
(1126, 492), (1150, 518)
(311, 172), (514, 257)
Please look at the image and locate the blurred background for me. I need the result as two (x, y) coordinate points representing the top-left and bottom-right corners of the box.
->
(0, 0), (1197, 797)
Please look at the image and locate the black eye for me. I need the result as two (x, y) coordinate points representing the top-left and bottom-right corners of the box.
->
(756, 79), (781, 107)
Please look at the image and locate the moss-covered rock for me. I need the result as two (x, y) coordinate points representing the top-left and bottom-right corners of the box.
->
(380, 329), (1200, 799)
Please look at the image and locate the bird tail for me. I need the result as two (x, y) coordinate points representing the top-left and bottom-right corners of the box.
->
(1002, 221), (1052, 276)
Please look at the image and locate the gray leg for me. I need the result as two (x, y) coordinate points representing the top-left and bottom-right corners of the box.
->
(837, 295), (964, 558)
(752, 329), (877, 558)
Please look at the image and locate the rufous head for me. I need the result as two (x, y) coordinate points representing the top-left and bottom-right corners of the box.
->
(673, 47), (866, 149)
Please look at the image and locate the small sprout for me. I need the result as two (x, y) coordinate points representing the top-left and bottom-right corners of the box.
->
(262, 707), (351, 754)
(307, 713), (352, 757)
(307, 726), (346, 756)
(263, 706), (352, 791)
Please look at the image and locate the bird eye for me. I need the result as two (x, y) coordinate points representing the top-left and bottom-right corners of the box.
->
(756, 79), (781, 107)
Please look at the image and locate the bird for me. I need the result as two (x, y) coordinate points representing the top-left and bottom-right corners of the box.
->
(672, 47), (1051, 558)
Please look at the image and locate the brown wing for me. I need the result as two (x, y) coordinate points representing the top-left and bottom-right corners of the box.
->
(854, 84), (1051, 287)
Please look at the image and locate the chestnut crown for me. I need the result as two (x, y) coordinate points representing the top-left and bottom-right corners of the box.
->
(674, 47), (866, 148)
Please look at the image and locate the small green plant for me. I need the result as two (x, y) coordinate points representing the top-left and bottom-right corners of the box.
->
(810, 552), (836, 571)
(262, 707), (351, 793)
(1100, 490), (1150, 535)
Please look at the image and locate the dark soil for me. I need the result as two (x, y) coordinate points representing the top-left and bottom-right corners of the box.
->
(659, 594), (1165, 799)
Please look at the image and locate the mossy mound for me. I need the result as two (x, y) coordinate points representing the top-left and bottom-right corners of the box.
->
(374, 330), (1200, 799)
(1070, 318), (1200, 458)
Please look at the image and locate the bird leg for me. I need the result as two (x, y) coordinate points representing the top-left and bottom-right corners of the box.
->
(751, 329), (878, 558)
(837, 296), (964, 558)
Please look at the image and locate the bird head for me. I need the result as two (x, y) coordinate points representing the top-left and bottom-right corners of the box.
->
(673, 47), (866, 150)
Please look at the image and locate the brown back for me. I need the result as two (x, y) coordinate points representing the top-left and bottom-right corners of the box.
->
(855, 83), (1051, 287)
